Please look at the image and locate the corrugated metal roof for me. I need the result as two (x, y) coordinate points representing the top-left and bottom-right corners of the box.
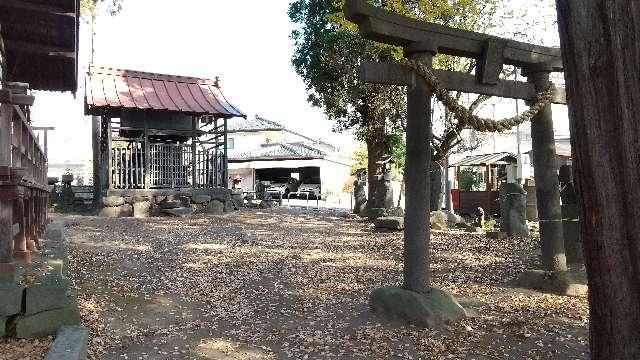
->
(229, 142), (326, 161)
(227, 116), (284, 132)
(85, 65), (245, 117)
(449, 152), (517, 167)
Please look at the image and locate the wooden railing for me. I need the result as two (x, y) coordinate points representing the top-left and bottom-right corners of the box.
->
(110, 141), (226, 190)
(0, 83), (49, 267)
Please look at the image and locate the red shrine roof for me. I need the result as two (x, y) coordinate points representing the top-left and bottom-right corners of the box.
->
(85, 65), (245, 118)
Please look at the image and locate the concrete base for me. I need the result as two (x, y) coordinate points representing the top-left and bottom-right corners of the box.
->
(369, 286), (466, 328)
(14, 304), (81, 339)
(511, 270), (588, 297)
(45, 326), (89, 360)
(13, 250), (32, 263)
(0, 284), (24, 317)
(0, 263), (16, 285)
(24, 279), (70, 315)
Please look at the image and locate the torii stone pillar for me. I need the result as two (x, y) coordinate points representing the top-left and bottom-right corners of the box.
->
(365, 42), (467, 327)
(403, 42), (436, 293)
(526, 65), (567, 272)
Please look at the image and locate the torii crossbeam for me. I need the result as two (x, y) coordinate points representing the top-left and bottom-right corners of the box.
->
(344, 0), (568, 321)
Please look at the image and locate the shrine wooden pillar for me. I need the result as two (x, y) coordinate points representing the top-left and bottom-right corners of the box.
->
(13, 197), (30, 262)
(526, 65), (567, 272)
(403, 42), (437, 293)
(25, 195), (36, 251)
(92, 115), (101, 205)
(144, 117), (150, 189)
(191, 116), (197, 187)
(0, 102), (14, 266)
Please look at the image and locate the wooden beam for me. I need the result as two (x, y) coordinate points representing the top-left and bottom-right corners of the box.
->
(360, 62), (567, 104)
(3, 40), (76, 59)
(0, 89), (35, 106)
(0, 0), (76, 15)
(345, 0), (563, 71)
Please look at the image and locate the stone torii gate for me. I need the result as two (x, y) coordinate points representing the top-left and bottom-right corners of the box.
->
(345, 0), (568, 323)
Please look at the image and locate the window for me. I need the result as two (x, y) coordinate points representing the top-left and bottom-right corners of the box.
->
(227, 138), (235, 150)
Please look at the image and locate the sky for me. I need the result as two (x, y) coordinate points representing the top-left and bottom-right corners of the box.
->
(30, 0), (569, 166)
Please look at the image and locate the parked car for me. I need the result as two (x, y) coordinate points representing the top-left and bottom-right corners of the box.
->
(298, 183), (321, 199)
(266, 177), (302, 198)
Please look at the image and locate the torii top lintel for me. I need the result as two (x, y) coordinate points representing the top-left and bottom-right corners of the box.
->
(345, 0), (564, 72)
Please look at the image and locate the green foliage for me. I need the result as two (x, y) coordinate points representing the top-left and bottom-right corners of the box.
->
(288, 0), (499, 174)
(80, 0), (123, 21)
(386, 133), (406, 180)
(458, 168), (482, 191)
(349, 145), (369, 175)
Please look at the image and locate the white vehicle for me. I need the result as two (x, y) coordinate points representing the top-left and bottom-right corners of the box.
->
(298, 183), (321, 199)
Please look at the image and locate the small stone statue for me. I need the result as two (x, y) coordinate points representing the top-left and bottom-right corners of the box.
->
(473, 207), (485, 228)
(353, 179), (368, 215)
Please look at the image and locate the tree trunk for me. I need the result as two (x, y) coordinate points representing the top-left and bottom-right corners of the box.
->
(430, 161), (443, 211)
(365, 117), (386, 207)
(556, 1), (640, 358)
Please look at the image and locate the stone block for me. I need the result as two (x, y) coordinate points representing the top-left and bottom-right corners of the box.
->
(45, 326), (89, 360)
(231, 192), (244, 209)
(465, 226), (483, 233)
(0, 316), (6, 337)
(224, 200), (235, 212)
(158, 200), (182, 210)
(512, 270), (588, 297)
(162, 207), (195, 218)
(120, 204), (133, 217)
(259, 200), (275, 209)
(210, 188), (232, 202)
(191, 195), (212, 204)
(24, 279), (70, 315)
(369, 286), (466, 328)
(46, 221), (65, 242)
(14, 304), (81, 339)
(430, 211), (448, 230)
(98, 206), (121, 218)
(499, 183), (529, 237)
(0, 284), (24, 317)
(102, 196), (124, 207)
(486, 231), (508, 240)
(562, 204), (580, 220)
(132, 195), (150, 204)
(374, 217), (404, 231)
(133, 202), (151, 218)
(206, 200), (225, 214)
(563, 219), (583, 264)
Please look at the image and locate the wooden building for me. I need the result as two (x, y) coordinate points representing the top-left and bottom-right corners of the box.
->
(450, 152), (517, 215)
(0, 0), (80, 269)
(85, 66), (245, 200)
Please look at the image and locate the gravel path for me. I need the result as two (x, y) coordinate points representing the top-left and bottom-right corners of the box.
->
(61, 208), (589, 359)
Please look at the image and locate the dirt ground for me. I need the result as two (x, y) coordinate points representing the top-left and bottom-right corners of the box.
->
(59, 208), (588, 359)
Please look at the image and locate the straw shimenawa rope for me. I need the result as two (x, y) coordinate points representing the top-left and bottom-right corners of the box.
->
(400, 58), (555, 133)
